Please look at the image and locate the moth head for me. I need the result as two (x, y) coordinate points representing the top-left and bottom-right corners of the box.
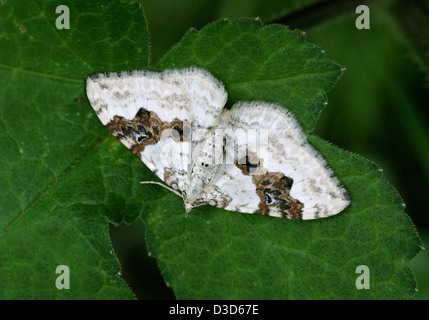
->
(184, 200), (196, 217)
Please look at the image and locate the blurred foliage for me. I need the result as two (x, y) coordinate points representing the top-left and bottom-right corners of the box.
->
(140, 0), (329, 64)
(390, 0), (429, 77)
(108, 0), (428, 299)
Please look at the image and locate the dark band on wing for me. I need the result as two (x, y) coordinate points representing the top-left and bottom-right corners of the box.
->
(253, 173), (304, 219)
(106, 107), (188, 158)
(235, 152), (303, 219)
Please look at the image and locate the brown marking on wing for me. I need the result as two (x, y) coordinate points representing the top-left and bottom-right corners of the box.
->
(253, 173), (303, 219)
(163, 167), (187, 191)
(106, 107), (188, 158)
(236, 152), (303, 219)
(206, 185), (232, 209)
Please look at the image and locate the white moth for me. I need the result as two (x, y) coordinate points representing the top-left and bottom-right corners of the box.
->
(86, 68), (349, 219)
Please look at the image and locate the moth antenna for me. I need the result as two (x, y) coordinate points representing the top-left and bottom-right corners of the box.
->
(140, 181), (183, 198)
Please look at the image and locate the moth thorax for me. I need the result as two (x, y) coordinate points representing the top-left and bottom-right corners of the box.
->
(186, 169), (209, 202)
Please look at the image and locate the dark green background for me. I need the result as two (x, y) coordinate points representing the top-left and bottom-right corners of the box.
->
(106, 0), (429, 299)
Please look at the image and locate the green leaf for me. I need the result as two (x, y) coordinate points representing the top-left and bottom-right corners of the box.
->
(0, 0), (149, 299)
(147, 19), (422, 299)
(0, 1), (422, 300)
(157, 19), (341, 133)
